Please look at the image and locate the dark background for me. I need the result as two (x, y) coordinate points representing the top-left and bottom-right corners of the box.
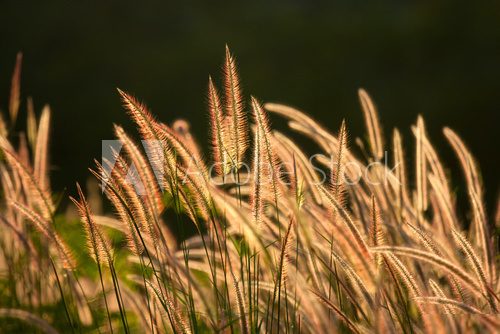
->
(1, 1), (499, 213)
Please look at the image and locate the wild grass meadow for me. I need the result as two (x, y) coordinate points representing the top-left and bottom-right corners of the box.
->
(0, 48), (498, 333)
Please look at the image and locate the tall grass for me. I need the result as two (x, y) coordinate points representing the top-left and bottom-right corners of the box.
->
(0, 49), (498, 333)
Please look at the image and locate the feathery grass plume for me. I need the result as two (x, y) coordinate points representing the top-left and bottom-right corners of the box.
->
(415, 297), (500, 328)
(12, 201), (75, 269)
(369, 196), (384, 246)
(443, 128), (482, 197)
(330, 120), (347, 205)
(34, 105), (50, 191)
(91, 161), (144, 255)
(369, 196), (385, 267)
(70, 183), (117, 333)
(451, 228), (496, 312)
(372, 246), (484, 297)
(176, 167), (213, 223)
(114, 125), (164, 214)
(116, 93), (179, 209)
(408, 221), (466, 301)
(71, 183), (112, 265)
(26, 97), (37, 149)
(405, 221), (442, 256)
(290, 153), (305, 208)
(251, 96), (283, 221)
(110, 154), (160, 248)
(412, 125), (451, 201)
(392, 129), (409, 210)
(208, 76), (231, 175)
(142, 131), (178, 196)
(384, 253), (434, 332)
(326, 120), (349, 316)
(153, 122), (209, 181)
(111, 153), (151, 219)
(1, 148), (54, 221)
(444, 127), (492, 285)
(145, 279), (192, 334)
(148, 123), (213, 223)
(429, 279), (455, 315)
(117, 88), (160, 141)
(415, 116), (428, 218)
(232, 274), (250, 334)
(358, 88), (383, 160)
(469, 188), (490, 266)
(174, 183), (201, 226)
(113, 125), (178, 249)
(9, 52), (22, 125)
(251, 128), (263, 225)
(71, 183), (129, 333)
(385, 253), (420, 298)
(428, 174), (457, 231)
(152, 122), (212, 220)
(224, 45), (248, 170)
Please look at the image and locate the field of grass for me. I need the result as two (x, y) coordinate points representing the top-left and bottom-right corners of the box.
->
(0, 48), (498, 333)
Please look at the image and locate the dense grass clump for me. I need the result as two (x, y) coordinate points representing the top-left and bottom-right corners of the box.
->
(0, 48), (498, 333)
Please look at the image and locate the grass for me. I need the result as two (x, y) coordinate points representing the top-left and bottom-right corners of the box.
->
(0, 48), (498, 333)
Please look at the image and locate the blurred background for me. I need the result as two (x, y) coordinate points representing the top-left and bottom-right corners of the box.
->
(1, 0), (499, 213)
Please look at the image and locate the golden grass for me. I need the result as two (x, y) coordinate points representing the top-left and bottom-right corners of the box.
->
(0, 49), (498, 333)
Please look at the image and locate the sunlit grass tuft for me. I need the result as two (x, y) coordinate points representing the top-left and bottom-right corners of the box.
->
(0, 49), (498, 333)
